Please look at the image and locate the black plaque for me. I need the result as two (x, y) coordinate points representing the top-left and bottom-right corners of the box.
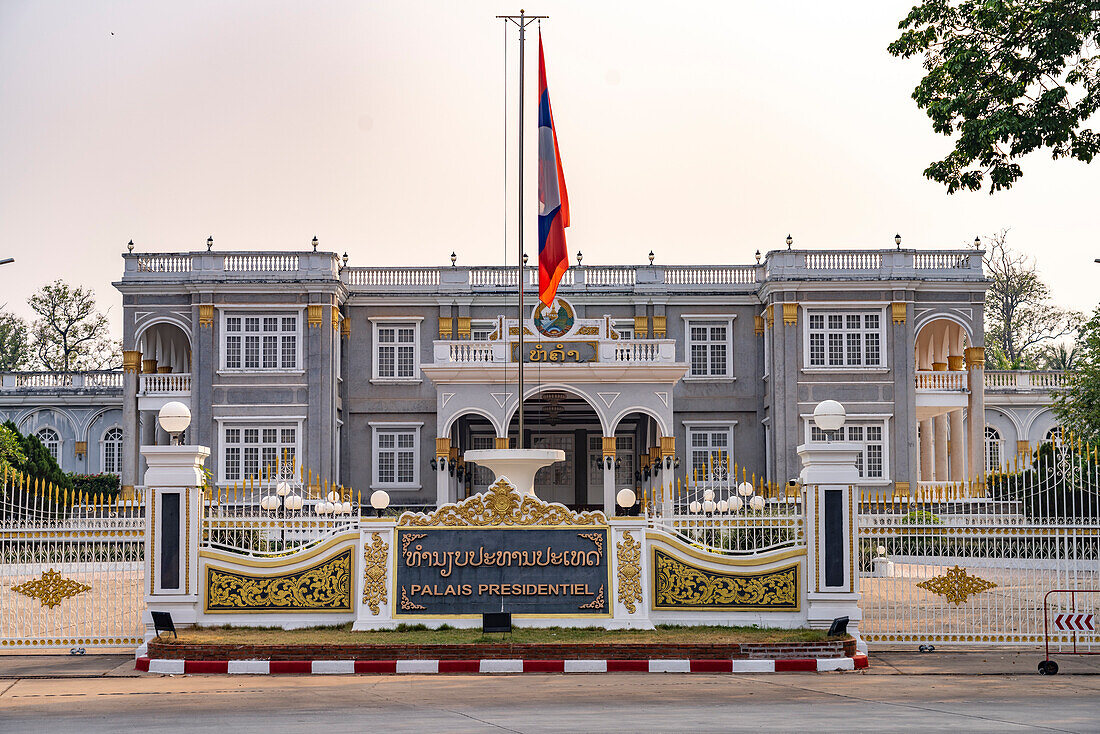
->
(160, 492), (180, 590)
(823, 489), (844, 588)
(395, 527), (610, 616)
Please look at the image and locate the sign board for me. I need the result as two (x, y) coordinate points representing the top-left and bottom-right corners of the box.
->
(1054, 613), (1095, 632)
(394, 527), (610, 616)
(510, 341), (598, 364)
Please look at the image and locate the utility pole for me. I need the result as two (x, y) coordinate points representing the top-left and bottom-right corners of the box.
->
(497, 10), (547, 449)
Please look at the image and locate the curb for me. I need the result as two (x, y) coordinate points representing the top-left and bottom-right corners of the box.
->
(135, 654), (869, 675)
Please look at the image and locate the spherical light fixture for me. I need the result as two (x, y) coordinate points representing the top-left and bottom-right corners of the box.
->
(749, 495), (765, 511)
(340, 501), (353, 515)
(876, 544), (887, 557)
(157, 401), (191, 444)
(327, 491), (340, 503)
(616, 488), (637, 509)
(702, 499), (716, 514)
(716, 499), (729, 513)
(370, 490), (390, 511)
(276, 481), (291, 497)
(259, 495), (280, 511)
(284, 494), (303, 511)
(729, 496), (744, 511)
(688, 500), (701, 514)
(737, 481), (754, 497)
(702, 488), (715, 502)
(812, 399), (847, 433)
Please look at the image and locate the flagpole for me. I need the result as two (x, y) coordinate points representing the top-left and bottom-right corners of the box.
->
(498, 9), (547, 450)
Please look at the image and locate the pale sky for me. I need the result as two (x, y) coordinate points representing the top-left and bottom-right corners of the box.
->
(1, 0), (1097, 338)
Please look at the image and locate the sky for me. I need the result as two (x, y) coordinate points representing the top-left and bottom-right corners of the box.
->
(1, 0), (1097, 339)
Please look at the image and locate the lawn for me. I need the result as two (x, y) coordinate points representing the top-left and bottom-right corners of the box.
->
(165, 624), (835, 646)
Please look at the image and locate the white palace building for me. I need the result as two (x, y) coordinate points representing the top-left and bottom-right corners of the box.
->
(0, 246), (1066, 512)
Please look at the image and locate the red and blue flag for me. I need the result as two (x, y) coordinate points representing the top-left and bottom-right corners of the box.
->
(537, 30), (570, 308)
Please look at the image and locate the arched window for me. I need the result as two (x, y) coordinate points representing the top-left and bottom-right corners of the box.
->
(1045, 426), (1062, 444)
(102, 427), (123, 474)
(984, 427), (1003, 472)
(36, 428), (60, 461)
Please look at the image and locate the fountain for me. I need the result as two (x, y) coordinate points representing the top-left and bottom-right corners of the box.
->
(462, 448), (565, 497)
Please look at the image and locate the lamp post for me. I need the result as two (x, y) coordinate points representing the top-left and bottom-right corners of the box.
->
(616, 487), (636, 516)
(370, 489), (390, 518)
(786, 234), (793, 250)
(157, 402), (191, 445)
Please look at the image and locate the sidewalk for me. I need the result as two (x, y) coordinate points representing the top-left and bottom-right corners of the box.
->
(1, 649), (1099, 678)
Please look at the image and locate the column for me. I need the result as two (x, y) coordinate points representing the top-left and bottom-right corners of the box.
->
(122, 350), (141, 500)
(965, 347), (986, 482)
(602, 436), (616, 516)
(949, 409), (965, 480)
(660, 436), (675, 517)
(919, 418), (933, 482)
(934, 414), (949, 481)
(435, 438), (451, 508)
(797, 437), (866, 654)
(142, 443), (211, 630)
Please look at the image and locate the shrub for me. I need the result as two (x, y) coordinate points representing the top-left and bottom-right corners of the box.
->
(70, 473), (120, 500)
(2, 420), (71, 489)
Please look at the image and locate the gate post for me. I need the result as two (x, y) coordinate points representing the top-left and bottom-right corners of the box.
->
(142, 444), (210, 630)
(797, 438), (865, 653)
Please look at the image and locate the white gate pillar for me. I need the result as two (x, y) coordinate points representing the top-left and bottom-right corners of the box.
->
(142, 444), (210, 630)
(798, 440), (865, 654)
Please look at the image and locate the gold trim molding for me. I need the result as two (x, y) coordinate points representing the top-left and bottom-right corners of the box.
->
(782, 303), (797, 326)
(307, 304), (323, 328)
(765, 305), (774, 329)
(198, 304), (214, 328)
(754, 315), (764, 336)
(634, 315), (648, 338)
(122, 350), (142, 374)
(891, 302), (906, 324)
(399, 479), (607, 527)
(965, 346), (985, 368)
(205, 548), (353, 613)
(652, 548), (799, 611)
(948, 354), (965, 371)
(652, 315), (666, 339)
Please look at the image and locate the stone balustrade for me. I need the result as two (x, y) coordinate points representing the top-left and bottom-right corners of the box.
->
(984, 370), (1067, 390)
(0, 371), (124, 392)
(139, 372), (192, 395)
(433, 339), (677, 365)
(915, 370), (969, 391)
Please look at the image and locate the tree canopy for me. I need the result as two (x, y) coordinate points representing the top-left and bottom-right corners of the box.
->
(889, 0), (1100, 193)
(1053, 305), (1100, 443)
(27, 280), (118, 372)
(0, 313), (30, 371)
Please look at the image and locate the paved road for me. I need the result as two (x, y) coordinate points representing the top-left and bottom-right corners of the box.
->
(2, 661), (1100, 733)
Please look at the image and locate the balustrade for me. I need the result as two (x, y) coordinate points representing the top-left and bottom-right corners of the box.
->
(915, 370), (968, 391)
(139, 372), (191, 394)
(223, 254), (299, 272)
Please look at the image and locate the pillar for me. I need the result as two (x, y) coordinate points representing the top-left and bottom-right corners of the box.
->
(602, 436), (616, 516)
(435, 438), (451, 508)
(660, 436), (675, 517)
(142, 443), (210, 631)
(934, 414), (949, 481)
(965, 347), (986, 482)
(949, 409), (965, 480)
(797, 437), (865, 654)
(919, 418), (933, 482)
(122, 350), (141, 500)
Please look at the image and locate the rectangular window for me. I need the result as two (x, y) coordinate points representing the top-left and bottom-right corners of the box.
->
(222, 425), (296, 482)
(686, 321), (730, 377)
(375, 428), (418, 487)
(614, 322), (635, 341)
(806, 311), (883, 368)
(223, 312), (298, 370)
(472, 322), (494, 341)
(810, 422), (886, 479)
(376, 324), (418, 379)
(688, 429), (730, 483)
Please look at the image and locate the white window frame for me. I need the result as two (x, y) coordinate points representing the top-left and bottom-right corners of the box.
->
(985, 426), (1004, 472)
(802, 415), (891, 483)
(681, 315), (736, 380)
(370, 317), (423, 384)
(683, 420), (737, 484)
(613, 320), (635, 341)
(100, 425), (124, 474)
(35, 427), (61, 461)
(215, 418), (303, 486)
(471, 321), (495, 341)
(219, 307), (304, 374)
(369, 421), (423, 490)
(802, 305), (888, 371)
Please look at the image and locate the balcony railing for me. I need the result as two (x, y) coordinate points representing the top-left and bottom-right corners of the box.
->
(433, 339), (677, 365)
(915, 370), (968, 391)
(984, 370), (1066, 390)
(0, 371), (123, 391)
(139, 372), (191, 395)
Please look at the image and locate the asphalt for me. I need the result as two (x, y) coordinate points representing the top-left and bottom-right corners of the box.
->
(1, 650), (1099, 733)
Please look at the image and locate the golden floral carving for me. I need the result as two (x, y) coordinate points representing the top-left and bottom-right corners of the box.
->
(12, 569), (91, 609)
(653, 549), (798, 610)
(205, 548), (352, 612)
(578, 584), (606, 610)
(578, 532), (604, 555)
(576, 326), (600, 335)
(616, 531), (642, 614)
(399, 479), (606, 527)
(362, 533), (389, 615)
(400, 586), (426, 611)
(916, 566), (997, 606)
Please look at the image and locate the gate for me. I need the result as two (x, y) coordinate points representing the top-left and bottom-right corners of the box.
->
(0, 470), (146, 650)
(858, 436), (1100, 647)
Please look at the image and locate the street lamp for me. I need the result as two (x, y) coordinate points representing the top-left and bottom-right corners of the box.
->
(157, 402), (191, 445)
(312, 236), (319, 251)
(786, 234), (793, 250)
(370, 489), (390, 518)
(207, 236), (214, 251)
(813, 399), (847, 440)
(894, 233), (902, 249)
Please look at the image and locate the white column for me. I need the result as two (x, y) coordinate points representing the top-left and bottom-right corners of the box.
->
(949, 409), (965, 480)
(919, 418), (933, 482)
(435, 438), (451, 508)
(934, 414), (949, 482)
(797, 440), (865, 654)
(601, 436), (616, 517)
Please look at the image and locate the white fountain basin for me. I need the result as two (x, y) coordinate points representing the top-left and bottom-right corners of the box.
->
(462, 448), (565, 497)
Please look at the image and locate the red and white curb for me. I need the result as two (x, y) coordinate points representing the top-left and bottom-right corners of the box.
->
(136, 655), (868, 675)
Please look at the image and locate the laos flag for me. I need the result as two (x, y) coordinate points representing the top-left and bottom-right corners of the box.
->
(537, 30), (570, 308)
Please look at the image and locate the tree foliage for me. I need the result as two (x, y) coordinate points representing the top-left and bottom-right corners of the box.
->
(28, 280), (119, 372)
(1053, 305), (1100, 443)
(983, 230), (1076, 367)
(889, 0), (1100, 193)
(0, 424), (26, 476)
(7, 422), (72, 490)
(0, 312), (30, 371)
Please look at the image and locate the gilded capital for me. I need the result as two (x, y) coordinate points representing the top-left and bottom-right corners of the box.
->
(660, 435), (675, 457)
(198, 304), (214, 328)
(652, 315), (667, 339)
(948, 355), (965, 371)
(307, 304), (323, 328)
(438, 316), (453, 339)
(754, 315), (764, 336)
(634, 315), (649, 338)
(122, 350), (142, 374)
(435, 437), (451, 458)
(602, 435), (616, 458)
(964, 346), (985, 368)
(891, 302), (906, 324)
(782, 303), (798, 326)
